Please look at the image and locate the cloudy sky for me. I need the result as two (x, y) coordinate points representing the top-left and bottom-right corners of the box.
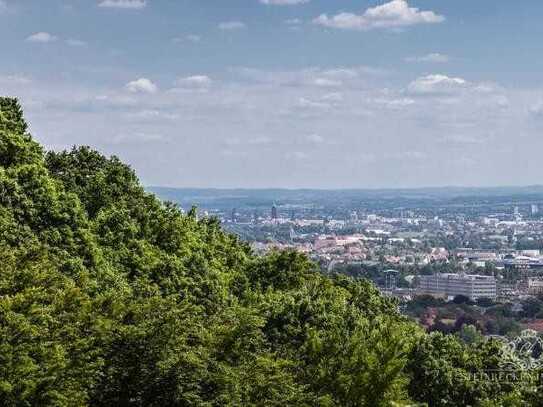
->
(2, 0), (543, 188)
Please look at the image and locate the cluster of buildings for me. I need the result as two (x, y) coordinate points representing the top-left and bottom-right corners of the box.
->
(234, 203), (543, 302)
(208, 198), (543, 296)
(249, 212), (543, 268)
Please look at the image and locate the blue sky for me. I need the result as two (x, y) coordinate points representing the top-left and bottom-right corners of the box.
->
(2, 0), (543, 188)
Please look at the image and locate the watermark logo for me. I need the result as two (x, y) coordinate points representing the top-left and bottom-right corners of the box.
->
(434, 330), (543, 386)
(501, 329), (543, 371)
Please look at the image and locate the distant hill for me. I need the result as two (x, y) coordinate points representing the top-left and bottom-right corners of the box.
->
(149, 185), (543, 211)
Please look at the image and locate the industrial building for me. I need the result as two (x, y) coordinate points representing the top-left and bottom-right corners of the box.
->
(418, 273), (497, 301)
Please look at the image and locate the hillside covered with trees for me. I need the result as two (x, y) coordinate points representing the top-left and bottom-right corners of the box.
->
(0, 97), (539, 406)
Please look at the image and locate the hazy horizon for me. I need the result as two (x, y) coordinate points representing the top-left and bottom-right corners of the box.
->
(149, 184), (543, 192)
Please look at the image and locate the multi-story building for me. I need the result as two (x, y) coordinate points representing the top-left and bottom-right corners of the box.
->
(271, 204), (278, 220)
(418, 273), (497, 300)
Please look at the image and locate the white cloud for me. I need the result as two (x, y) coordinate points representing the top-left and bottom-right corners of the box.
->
(440, 134), (488, 145)
(321, 68), (360, 80)
(66, 39), (87, 47)
(313, 0), (444, 31)
(297, 97), (331, 110)
(0, 74), (32, 85)
(111, 132), (165, 144)
(220, 150), (250, 158)
(186, 34), (201, 43)
(125, 78), (158, 93)
(529, 101), (543, 117)
(408, 74), (467, 95)
(218, 21), (246, 30)
(233, 66), (380, 89)
(386, 151), (426, 160)
(175, 75), (212, 88)
(249, 136), (273, 145)
(98, 0), (147, 9)
(173, 34), (201, 44)
(285, 18), (302, 25)
(260, 0), (309, 5)
(26, 32), (58, 43)
(12, 64), (527, 188)
(125, 109), (179, 121)
(313, 78), (342, 87)
(285, 151), (308, 160)
(320, 92), (343, 102)
(405, 53), (449, 63)
(305, 133), (325, 144)
(373, 97), (415, 108)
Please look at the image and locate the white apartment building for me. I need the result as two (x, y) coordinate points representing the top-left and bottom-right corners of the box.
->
(418, 273), (497, 301)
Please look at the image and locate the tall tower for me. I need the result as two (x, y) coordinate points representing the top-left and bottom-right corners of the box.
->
(271, 203), (278, 220)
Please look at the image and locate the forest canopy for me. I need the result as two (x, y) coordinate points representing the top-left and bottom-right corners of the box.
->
(0, 97), (538, 406)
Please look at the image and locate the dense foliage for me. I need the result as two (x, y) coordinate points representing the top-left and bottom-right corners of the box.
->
(0, 97), (540, 406)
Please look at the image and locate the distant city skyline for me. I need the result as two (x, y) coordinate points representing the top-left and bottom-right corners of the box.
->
(2, 0), (543, 188)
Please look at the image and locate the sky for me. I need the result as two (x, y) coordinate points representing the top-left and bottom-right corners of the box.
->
(2, 0), (543, 189)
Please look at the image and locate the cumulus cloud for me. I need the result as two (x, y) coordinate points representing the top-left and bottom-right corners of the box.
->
(529, 101), (543, 117)
(10, 64), (528, 188)
(0, 74), (32, 85)
(260, 0), (309, 5)
(305, 133), (325, 144)
(320, 92), (343, 102)
(405, 53), (449, 63)
(285, 151), (308, 160)
(373, 97), (415, 108)
(218, 21), (246, 30)
(321, 68), (360, 80)
(98, 0), (147, 9)
(297, 97), (332, 110)
(313, 78), (342, 87)
(174, 75), (212, 89)
(111, 132), (165, 145)
(285, 18), (302, 25)
(233, 66), (381, 89)
(440, 134), (489, 146)
(125, 109), (179, 122)
(66, 39), (87, 47)
(173, 34), (201, 44)
(408, 74), (467, 95)
(386, 151), (426, 160)
(125, 78), (158, 93)
(249, 136), (273, 145)
(26, 32), (57, 43)
(313, 0), (444, 31)
(186, 34), (201, 43)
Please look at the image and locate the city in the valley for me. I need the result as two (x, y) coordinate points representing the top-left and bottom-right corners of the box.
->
(152, 186), (543, 337)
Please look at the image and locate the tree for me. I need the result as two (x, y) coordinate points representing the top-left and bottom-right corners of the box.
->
(407, 333), (519, 406)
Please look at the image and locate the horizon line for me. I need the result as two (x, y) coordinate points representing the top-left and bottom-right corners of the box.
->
(146, 184), (543, 192)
